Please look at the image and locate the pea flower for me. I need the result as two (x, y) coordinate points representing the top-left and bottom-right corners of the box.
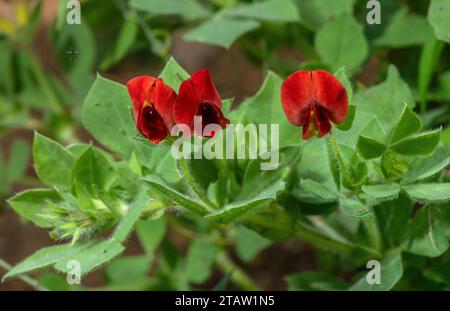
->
(173, 69), (229, 137)
(281, 70), (348, 140)
(127, 76), (177, 144)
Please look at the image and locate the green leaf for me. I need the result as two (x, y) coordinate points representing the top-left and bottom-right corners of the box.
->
(81, 75), (137, 156)
(159, 57), (190, 92)
(298, 0), (355, 30)
(403, 183), (450, 203)
(183, 18), (260, 49)
(375, 9), (434, 47)
(33, 132), (73, 190)
(130, 0), (209, 19)
(375, 195), (413, 247)
(105, 255), (150, 285)
(403, 204), (450, 257)
(111, 189), (151, 243)
(8, 189), (61, 228)
(235, 226), (271, 262)
(428, 0), (450, 43)
(314, 14), (368, 74)
(390, 106), (422, 144)
(71, 146), (116, 196)
(335, 67), (353, 102)
(225, 0), (300, 22)
(353, 66), (415, 134)
(349, 250), (403, 291)
(238, 146), (301, 200)
(357, 136), (387, 159)
(135, 217), (167, 255)
(362, 184), (401, 201)
(205, 180), (285, 224)
(390, 129), (441, 156)
(143, 175), (210, 216)
(238, 71), (300, 148)
(3, 242), (92, 280)
(401, 146), (450, 184)
(54, 240), (124, 276)
(286, 271), (348, 291)
(185, 240), (217, 284)
(292, 179), (337, 204)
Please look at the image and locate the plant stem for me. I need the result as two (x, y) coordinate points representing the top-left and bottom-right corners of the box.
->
(178, 157), (217, 211)
(215, 252), (261, 291)
(0, 258), (48, 291)
(362, 215), (382, 252)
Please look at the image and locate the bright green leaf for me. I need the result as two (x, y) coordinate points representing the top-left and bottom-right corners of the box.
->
(225, 0), (300, 22)
(3, 242), (92, 280)
(428, 0), (450, 43)
(349, 250), (402, 290)
(184, 18), (260, 49)
(390, 106), (422, 144)
(81, 75), (137, 156)
(71, 146), (116, 196)
(357, 136), (387, 159)
(159, 57), (190, 92)
(8, 189), (61, 228)
(401, 146), (450, 184)
(403, 183), (450, 203)
(129, 0), (209, 19)
(54, 240), (124, 276)
(375, 9), (434, 47)
(315, 14), (368, 74)
(390, 129), (441, 156)
(205, 180), (285, 224)
(362, 184), (401, 201)
(33, 132), (73, 190)
(143, 175), (210, 216)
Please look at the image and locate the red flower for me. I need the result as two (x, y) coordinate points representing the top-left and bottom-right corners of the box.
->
(281, 70), (348, 140)
(173, 69), (229, 137)
(127, 76), (177, 144)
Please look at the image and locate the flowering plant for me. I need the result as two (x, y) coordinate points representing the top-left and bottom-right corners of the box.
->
(3, 54), (450, 291)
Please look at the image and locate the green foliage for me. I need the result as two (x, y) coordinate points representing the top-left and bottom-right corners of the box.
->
(33, 132), (73, 190)
(428, 0), (450, 43)
(375, 9), (433, 48)
(349, 250), (403, 291)
(315, 14), (368, 74)
(184, 18), (260, 49)
(129, 0), (210, 20)
(224, 0), (300, 23)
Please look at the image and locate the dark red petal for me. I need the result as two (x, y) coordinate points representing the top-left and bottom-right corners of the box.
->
(281, 70), (314, 126)
(314, 105), (332, 137)
(301, 112), (316, 140)
(196, 102), (230, 136)
(137, 105), (169, 144)
(173, 69), (223, 132)
(312, 70), (348, 124)
(127, 76), (157, 122)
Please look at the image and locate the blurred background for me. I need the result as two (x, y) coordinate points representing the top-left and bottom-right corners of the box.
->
(1, 0), (449, 290)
